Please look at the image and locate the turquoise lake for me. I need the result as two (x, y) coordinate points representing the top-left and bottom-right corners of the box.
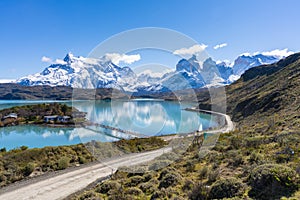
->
(0, 100), (218, 150)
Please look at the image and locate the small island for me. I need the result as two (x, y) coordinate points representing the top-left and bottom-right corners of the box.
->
(0, 103), (87, 127)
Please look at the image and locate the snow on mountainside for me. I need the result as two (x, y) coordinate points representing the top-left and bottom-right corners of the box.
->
(232, 49), (294, 76)
(232, 54), (278, 76)
(17, 53), (140, 92)
(16, 49), (293, 93)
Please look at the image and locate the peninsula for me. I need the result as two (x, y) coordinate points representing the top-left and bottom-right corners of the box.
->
(0, 103), (86, 127)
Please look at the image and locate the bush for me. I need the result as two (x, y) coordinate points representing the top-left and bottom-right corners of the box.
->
(125, 175), (144, 187)
(229, 154), (243, 167)
(150, 190), (165, 200)
(139, 182), (156, 194)
(199, 166), (208, 179)
(57, 156), (70, 170)
(22, 162), (35, 176)
(182, 179), (194, 192)
(96, 180), (121, 194)
(248, 164), (299, 199)
(249, 151), (264, 164)
(20, 146), (28, 151)
(159, 172), (182, 189)
(143, 173), (152, 182)
(188, 182), (209, 200)
(0, 174), (7, 184)
(185, 161), (196, 172)
(209, 177), (246, 199)
(125, 187), (143, 196)
(207, 169), (219, 184)
(158, 167), (176, 180)
(78, 156), (87, 164)
(78, 191), (100, 200)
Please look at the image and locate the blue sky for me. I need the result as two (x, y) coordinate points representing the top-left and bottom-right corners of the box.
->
(0, 0), (299, 79)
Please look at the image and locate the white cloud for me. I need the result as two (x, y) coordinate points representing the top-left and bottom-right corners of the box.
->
(213, 43), (228, 50)
(54, 59), (67, 65)
(241, 48), (294, 59)
(261, 48), (294, 58)
(41, 56), (52, 63)
(104, 53), (141, 65)
(173, 44), (208, 56)
(41, 56), (67, 65)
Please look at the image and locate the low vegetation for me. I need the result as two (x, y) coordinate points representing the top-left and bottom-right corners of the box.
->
(0, 137), (167, 188)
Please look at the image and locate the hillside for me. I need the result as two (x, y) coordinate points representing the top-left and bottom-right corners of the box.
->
(226, 52), (300, 123)
(71, 53), (300, 199)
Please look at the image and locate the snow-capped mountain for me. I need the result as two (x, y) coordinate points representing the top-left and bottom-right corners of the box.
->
(16, 50), (291, 93)
(232, 54), (278, 76)
(17, 53), (140, 92)
(144, 52), (289, 90)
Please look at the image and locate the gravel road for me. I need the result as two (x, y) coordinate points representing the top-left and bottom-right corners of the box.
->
(0, 147), (171, 200)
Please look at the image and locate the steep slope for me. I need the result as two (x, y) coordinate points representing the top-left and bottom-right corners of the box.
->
(226, 52), (300, 123)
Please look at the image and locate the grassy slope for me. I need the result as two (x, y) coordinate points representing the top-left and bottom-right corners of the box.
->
(72, 53), (300, 200)
(0, 137), (167, 188)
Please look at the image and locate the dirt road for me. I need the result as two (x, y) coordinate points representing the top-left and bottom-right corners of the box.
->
(0, 147), (171, 200)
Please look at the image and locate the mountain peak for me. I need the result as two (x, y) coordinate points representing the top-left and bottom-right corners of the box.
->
(63, 53), (75, 63)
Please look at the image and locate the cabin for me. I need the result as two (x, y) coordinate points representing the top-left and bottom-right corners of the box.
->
(43, 115), (58, 123)
(43, 115), (71, 123)
(2, 113), (18, 120)
(57, 116), (71, 123)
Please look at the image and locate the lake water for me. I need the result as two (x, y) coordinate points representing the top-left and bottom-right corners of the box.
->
(0, 100), (218, 150)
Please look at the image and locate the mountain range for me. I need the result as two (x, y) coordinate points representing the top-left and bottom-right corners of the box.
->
(15, 51), (288, 93)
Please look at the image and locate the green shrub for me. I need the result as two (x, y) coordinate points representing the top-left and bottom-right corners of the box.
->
(209, 177), (246, 199)
(22, 162), (35, 176)
(125, 187), (143, 196)
(207, 169), (219, 184)
(249, 151), (264, 164)
(229, 154), (244, 167)
(248, 164), (299, 199)
(182, 179), (194, 192)
(143, 173), (152, 182)
(0, 174), (7, 184)
(139, 182), (156, 194)
(125, 175), (144, 187)
(199, 166), (208, 179)
(96, 180), (121, 194)
(159, 172), (182, 189)
(150, 190), (165, 200)
(78, 156), (87, 164)
(185, 161), (196, 172)
(57, 156), (70, 170)
(78, 190), (100, 200)
(158, 167), (176, 180)
(188, 182), (209, 200)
